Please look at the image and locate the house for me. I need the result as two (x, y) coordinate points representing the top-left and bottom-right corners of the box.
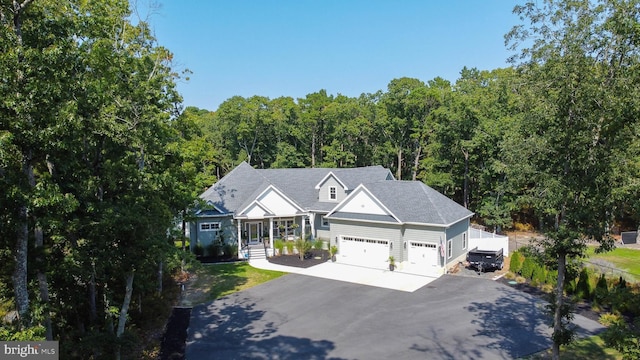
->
(189, 162), (473, 275)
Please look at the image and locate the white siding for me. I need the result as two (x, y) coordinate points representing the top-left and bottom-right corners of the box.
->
(339, 189), (388, 215)
(257, 188), (298, 215)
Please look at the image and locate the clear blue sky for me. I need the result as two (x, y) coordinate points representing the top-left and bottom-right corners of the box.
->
(147, 1), (522, 111)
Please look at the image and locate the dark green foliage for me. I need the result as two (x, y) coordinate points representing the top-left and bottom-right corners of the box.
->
(575, 267), (593, 301)
(313, 240), (324, 250)
(602, 317), (640, 360)
(194, 244), (204, 257)
(532, 264), (547, 285)
(593, 274), (609, 307)
(206, 242), (221, 258)
(509, 251), (524, 274)
(521, 256), (536, 280)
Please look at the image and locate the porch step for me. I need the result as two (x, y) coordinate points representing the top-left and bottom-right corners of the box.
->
(248, 244), (267, 260)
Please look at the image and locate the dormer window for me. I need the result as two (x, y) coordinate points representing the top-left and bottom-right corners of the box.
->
(329, 186), (337, 200)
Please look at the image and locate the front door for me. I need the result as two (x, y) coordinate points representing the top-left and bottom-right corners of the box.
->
(247, 222), (262, 244)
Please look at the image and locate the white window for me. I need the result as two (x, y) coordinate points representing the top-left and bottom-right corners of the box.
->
(322, 216), (329, 227)
(329, 186), (337, 200)
(275, 219), (295, 238)
(200, 222), (220, 232)
(447, 239), (453, 259)
(462, 233), (467, 250)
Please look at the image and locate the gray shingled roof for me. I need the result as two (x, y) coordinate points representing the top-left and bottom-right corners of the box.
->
(199, 162), (393, 214)
(330, 181), (473, 226)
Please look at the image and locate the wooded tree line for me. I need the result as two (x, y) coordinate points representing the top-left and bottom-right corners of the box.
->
(0, 0), (209, 358)
(1, 0), (639, 359)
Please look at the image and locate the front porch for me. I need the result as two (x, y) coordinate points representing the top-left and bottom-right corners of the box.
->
(236, 215), (312, 255)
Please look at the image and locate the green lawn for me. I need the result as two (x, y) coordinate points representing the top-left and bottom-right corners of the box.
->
(182, 262), (285, 306)
(523, 335), (622, 359)
(586, 246), (640, 281)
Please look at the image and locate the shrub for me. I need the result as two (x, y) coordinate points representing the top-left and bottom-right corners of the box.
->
(285, 241), (294, 255)
(313, 240), (324, 250)
(546, 269), (558, 286)
(274, 239), (285, 256)
(194, 243), (204, 256)
(504, 272), (516, 280)
(206, 242), (220, 258)
(222, 243), (235, 258)
(598, 313), (622, 327)
(593, 274), (609, 306)
(575, 267), (593, 301)
(515, 276), (527, 284)
(295, 239), (313, 260)
(532, 264), (547, 285)
(509, 251), (524, 275)
(521, 257), (536, 280)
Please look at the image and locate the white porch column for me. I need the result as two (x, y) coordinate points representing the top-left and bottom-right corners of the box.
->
(301, 215), (306, 240)
(269, 218), (274, 250)
(308, 213), (315, 241)
(237, 219), (242, 246)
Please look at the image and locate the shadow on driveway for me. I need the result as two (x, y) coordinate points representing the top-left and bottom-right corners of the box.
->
(187, 293), (345, 360)
(466, 286), (552, 358)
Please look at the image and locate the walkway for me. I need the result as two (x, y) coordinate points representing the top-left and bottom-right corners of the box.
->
(249, 258), (438, 292)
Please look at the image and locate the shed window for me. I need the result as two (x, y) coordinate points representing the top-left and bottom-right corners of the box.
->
(462, 233), (467, 250)
(447, 239), (453, 259)
(200, 222), (220, 232)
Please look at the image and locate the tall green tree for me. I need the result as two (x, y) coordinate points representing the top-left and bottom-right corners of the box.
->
(506, 1), (640, 358)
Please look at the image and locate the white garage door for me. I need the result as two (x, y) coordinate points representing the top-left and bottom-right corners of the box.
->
(339, 236), (389, 268)
(408, 242), (439, 274)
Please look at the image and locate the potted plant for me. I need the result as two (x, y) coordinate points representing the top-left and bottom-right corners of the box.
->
(330, 245), (338, 262)
(388, 256), (396, 271)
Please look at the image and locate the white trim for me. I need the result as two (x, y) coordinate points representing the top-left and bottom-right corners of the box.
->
(328, 186), (337, 201)
(326, 184), (402, 223)
(200, 222), (220, 232)
(447, 239), (453, 259)
(238, 185), (303, 216)
(314, 171), (349, 190)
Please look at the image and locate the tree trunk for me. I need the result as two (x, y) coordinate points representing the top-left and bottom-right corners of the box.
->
(412, 145), (421, 181)
(552, 251), (567, 360)
(115, 272), (135, 360)
(157, 261), (163, 296)
(396, 148), (402, 180)
(13, 205), (29, 322)
(89, 267), (97, 323)
(10, 1), (34, 326)
(462, 149), (469, 209)
(311, 133), (316, 168)
(34, 227), (53, 340)
(636, 225), (640, 244)
(117, 272), (134, 337)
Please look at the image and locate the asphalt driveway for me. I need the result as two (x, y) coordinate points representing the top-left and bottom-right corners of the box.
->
(186, 274), (604, 359)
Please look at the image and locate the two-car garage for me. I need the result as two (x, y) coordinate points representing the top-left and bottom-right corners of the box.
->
(337, 235), (440, 274)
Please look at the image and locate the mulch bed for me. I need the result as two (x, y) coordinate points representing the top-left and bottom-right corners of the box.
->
(159, 307), (191, 360)
(267, 249), (330, 268)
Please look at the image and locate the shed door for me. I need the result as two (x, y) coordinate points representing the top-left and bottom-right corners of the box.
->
(408, 242), (438, 270)
(339, 236), (389, 268)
